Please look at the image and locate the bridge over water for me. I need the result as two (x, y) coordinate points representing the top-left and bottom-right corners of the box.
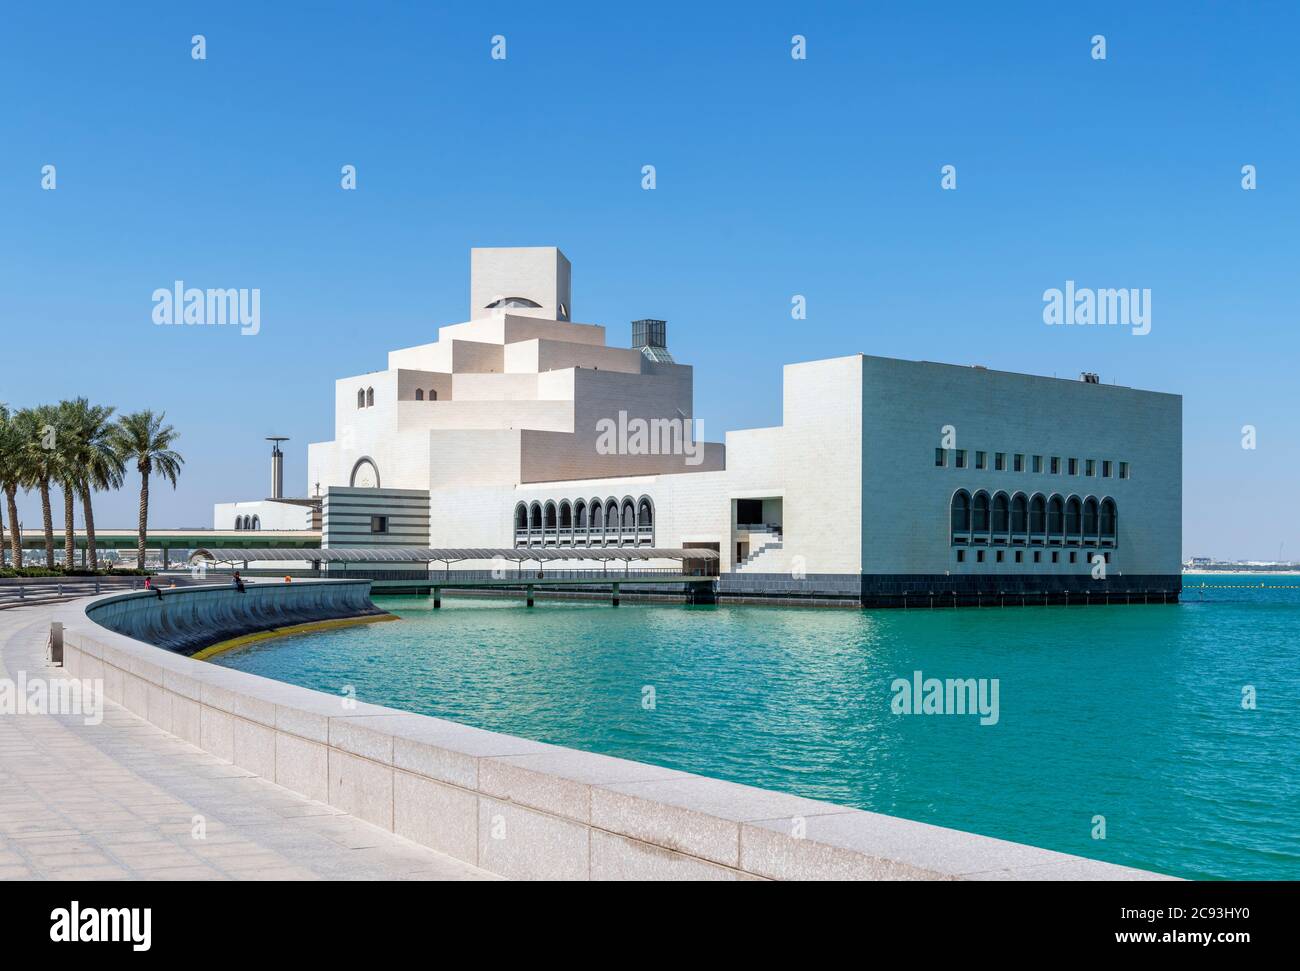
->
(189, 546), (720, 607)
(5, 529), (320, 567)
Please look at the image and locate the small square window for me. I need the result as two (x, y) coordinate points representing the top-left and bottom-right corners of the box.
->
(956, 549), (965, 563)
(1102, 460), (1112, 478)
(976, 550), (985, 563)
(1120, 462), (1130, 479)
(1033, 551), (1041, 563)
(1085, 459), (1095, 477)
(1069, 551), (1077, 564)
(1050, 456), (1060, 475)
(1014, 550), (1023, 563)
(370, 515), (389, 534)
(975, 451), (987, 470)
(1051, 551), (1059, 563)
(995, 452), (1006, 471)
(955, 449), (967, 469)
(1013, 453), (1024, 472)
(1068, 458), (1078, 476)
(1103, 552), (1111, 563)
(935, 447), (947, 468)
(995, 550), (1004, 563)
(1032, 455), (1043, 474)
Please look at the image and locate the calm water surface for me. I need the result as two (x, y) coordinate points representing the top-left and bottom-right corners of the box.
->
(213, 575), (1300, 879)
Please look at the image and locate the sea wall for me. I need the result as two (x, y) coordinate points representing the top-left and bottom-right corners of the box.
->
(55, 582), (1172, 881)
(84, 580), (386, 656)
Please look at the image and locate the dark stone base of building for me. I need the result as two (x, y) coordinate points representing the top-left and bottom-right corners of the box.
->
(719, 573), (1182, 608)
(388, 574), (1182, 609)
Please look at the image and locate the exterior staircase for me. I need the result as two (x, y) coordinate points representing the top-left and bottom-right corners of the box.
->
(736, 525), (784, 572)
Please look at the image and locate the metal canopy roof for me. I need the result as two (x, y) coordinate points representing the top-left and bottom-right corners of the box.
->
(190, 547), (719, 564)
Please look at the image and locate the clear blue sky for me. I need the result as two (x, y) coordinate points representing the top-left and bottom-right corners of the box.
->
(2, 1), (1296, 559)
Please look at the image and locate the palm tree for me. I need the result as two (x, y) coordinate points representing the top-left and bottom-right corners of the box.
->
(65, 399), (123, 571)
(17, 407), (57, 569)
(112, 411), (183, 570)
(55, 401), (81, 570)
(0, 405), (25, 568)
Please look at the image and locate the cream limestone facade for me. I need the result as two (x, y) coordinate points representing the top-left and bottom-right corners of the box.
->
(216, 247), (1183, 605)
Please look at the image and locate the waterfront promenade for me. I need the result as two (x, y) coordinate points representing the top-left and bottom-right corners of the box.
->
(5, 584), (1175, 881)
(0, 606), (491, 880)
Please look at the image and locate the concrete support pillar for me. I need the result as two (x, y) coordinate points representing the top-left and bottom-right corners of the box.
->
(612, 582), (620, 607)
(432, 587), (441, 609)
(160, 546), (169, 570)
(526, 584), (534, 607)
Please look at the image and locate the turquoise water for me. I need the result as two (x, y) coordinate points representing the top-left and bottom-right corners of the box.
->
(213, 577), (1300, 879)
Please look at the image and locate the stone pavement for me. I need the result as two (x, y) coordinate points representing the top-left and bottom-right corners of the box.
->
(0, 606), (493, 880)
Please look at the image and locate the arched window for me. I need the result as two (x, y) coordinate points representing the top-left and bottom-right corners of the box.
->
(950, 491), (971, 539)
(621, 498), (635, 530)
(575, 499), (587, 529)
(366, 387), (374, 407)
(243, 515), (252, 530)
(605, 498), (619, 538)
(1064, 496), (1082, 543)
(1010, 493), (1028, 543)
(514, 503), (527, 531)
(1083, 497), (1099, 544)
(415, 389), (424, 401)
(992, 492), (1010, 537)
(252, 515), (261, 531)
(637, 496), (654, 544)
(559, 500), (572, 531)
(1100, 498), (1117, 544)
(484, 296), (542, 310)
(234, 517), (242, 531)
(430, 389), (438, 401)
(592, 501), (605, 539)
(349, 457), (381, 489)
(1047, 495), (1064, 542)
(356, 388), (365, 409)
(1029, 494), (1046, 539)
(529, 502), (542, 545)
(971, 491), (990, 536)
(544, 501), (557, 532)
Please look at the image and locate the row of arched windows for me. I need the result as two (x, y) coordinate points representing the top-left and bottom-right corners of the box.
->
(359, 387), (440, 405)
(233, 514), (261, 530)
(951, 491), (1116, 547)
(514, 496), (655, 548)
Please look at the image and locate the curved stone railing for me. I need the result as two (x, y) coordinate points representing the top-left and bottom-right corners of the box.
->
(53, 581), (1173, 881)
(85, 579), (386, 656)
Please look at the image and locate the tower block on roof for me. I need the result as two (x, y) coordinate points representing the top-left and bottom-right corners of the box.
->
(471, 247), (572, 322)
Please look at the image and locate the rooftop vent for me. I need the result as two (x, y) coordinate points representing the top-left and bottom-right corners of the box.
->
(1080, 371), (1100, 384)
(632, 319), (675, 364)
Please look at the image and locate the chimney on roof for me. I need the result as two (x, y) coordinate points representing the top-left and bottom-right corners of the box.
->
(1080, 371), (1100, 384)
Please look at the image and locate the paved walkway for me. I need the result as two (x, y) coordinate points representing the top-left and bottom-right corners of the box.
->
(0, 606), (493, 880)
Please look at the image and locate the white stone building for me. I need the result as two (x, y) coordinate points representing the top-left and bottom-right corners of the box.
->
(215, 247), (1183, 605)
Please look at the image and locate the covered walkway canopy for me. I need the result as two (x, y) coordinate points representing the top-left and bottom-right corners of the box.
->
(189, 547), (719, 565)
